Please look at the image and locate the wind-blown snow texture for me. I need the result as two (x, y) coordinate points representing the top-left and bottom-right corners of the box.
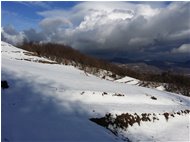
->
(1, 41), (190, 142)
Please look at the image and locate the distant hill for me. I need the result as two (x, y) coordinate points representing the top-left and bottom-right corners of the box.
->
(110, 57), (190, 76)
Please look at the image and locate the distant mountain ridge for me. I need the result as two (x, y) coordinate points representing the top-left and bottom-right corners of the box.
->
(110, 57), (190, 75)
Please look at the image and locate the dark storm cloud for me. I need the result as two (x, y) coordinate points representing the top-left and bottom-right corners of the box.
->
(23, 29), (46, 42)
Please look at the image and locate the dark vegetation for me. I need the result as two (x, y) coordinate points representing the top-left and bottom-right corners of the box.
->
(20, 42), (125, 76)
(151, 96), (157, 100)
(90, 112), (153, 135)
(19, 42), (190, 96)
(1, 80), (9, 89)
(137, 71), (190, 97)
(90, 110), (190, 137)
(102, 92), (108, 96)
(112, 93), (125, 96)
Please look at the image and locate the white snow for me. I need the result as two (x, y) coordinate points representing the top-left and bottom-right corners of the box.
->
(156, 85), (165, 91)
(122, 114), (190, 141)
(1, 41), (56, 64)
(1, 41), (190, 142)
(115, 76), (139, 85)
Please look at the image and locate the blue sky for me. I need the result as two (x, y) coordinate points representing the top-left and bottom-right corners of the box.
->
(1, 1), (190, 61)
(2, 1), (79, 31)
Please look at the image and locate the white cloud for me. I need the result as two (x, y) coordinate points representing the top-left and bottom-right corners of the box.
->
(37, 2), (163, 49)
(39, 17), (73, 32)
(1, 26), (26, 46)
(136, 4), (160, 17)
(35, 2), (189, 51)
(172, 44), (190, 53)
(18, 1), (51, 9)
(38, 1), (159, 26)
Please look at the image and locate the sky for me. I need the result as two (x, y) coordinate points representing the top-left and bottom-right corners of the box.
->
(1, 1), (190, 61)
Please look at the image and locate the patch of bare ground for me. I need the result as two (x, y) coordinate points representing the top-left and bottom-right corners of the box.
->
(90, 110), (190, 137)
(23, 51), (57, 64)
(146, 94), (157, 100)
(16, 58), (57, 64)
(112, 93), (125, 97)
(150, 96), (157, 100)
(11, 51), (21, 53)
(80, 91), (125, 97)
(23, 59), (31, 62)
(102, 92), (108, 96)
(23, 52), (38, 56)
(37, 60), (57, 64)
(112, 93), (125, 96)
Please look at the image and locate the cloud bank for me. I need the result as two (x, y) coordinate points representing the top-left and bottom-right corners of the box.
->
(1, 26), (26, 45)
(172, 44), (190, 53)
(2, 2), (190, 61)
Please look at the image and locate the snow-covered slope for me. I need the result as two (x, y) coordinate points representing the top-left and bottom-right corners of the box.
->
(1, 41), (56, 64)
(1, 41), (190, 142)
(115, 76), (139, 85)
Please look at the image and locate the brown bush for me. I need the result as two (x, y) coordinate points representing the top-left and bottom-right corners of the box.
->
(19, 42), (128, 77)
